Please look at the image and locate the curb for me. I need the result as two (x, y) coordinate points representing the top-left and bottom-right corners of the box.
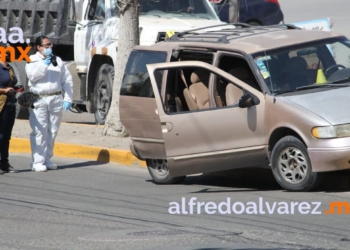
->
(10, 138), (147, 167)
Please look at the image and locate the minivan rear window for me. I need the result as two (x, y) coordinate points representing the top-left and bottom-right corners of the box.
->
(120, 50), (167, 98)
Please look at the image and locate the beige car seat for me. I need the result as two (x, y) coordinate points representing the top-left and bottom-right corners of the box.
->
(225, 67), (249, 106)
(183, 69), (210, 110)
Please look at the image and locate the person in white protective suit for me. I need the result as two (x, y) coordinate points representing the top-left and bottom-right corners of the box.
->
(25, 36), (73, 172)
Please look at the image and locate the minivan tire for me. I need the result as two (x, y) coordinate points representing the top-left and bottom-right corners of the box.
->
(146, 159), (186, 184)
(93, 64), (114, 125)
(271, 136), (322, 191)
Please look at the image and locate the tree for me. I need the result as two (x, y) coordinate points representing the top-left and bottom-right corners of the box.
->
(103, 0), (139, 136)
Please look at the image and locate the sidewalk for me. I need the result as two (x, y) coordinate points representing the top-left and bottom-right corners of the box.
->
(10, 119), (146, 167)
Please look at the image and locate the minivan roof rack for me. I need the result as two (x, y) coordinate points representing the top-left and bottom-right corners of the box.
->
(166, 23), (302, 44)
(169, 22), (251, 41)
(270, 23), (302, 30)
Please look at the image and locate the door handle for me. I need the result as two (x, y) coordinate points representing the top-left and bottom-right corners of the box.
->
(161, 122), (173, 133)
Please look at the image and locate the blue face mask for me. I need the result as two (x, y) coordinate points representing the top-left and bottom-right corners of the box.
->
(43, 48), (52, 56)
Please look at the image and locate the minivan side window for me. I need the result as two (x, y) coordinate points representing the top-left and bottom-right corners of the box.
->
(216, 55), (261, 107)
(160, 67), (214, 113)
(120, 51), (167, 98)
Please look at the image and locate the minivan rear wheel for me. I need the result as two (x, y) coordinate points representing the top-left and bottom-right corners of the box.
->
(146, 159), (186, 184)
(271, 136), (322, 191)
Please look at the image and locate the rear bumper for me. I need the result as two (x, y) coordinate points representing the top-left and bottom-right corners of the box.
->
(308, 147), (350, 172)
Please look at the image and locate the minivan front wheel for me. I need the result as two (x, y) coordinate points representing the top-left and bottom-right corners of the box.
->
(146, 159), (186, 184)
(271, 136), (322, 191)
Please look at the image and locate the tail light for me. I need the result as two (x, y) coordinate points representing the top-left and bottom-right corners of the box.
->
(265, 0), (280, 6)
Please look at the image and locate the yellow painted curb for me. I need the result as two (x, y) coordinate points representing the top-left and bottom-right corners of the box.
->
(10, 138), (146, 167)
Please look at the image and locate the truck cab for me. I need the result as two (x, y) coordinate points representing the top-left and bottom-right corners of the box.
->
(0, 0), (223, 124)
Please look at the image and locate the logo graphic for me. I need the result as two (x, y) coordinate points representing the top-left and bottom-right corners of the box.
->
(0, 27), (32, 62)
(325, 202), (350, 215)
(169, 197), (350, 215)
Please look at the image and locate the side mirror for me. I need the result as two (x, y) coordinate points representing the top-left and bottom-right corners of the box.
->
(238, 93), (259, 108)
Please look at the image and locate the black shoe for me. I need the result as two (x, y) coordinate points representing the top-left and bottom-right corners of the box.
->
(0, 170), (4, 175)
(1, 163), (18, 173)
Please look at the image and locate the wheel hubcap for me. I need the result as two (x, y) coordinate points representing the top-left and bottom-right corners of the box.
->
(97, 80), (110, 119)
(150, 159), (168, 176)
(277, 147), (308, 184)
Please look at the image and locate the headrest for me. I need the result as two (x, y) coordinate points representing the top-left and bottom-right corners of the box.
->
(228, 67), (251, 80)
(284, 57), (307, 72)
(190, 69), (210, 84)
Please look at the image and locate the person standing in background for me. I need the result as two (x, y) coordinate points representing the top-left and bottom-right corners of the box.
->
(229, 0), (239, 23)
(25, 36), (73, 172)
(0, 52), (19, 174)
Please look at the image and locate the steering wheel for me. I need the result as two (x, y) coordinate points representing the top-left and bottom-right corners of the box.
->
(325, 64), (346, 76)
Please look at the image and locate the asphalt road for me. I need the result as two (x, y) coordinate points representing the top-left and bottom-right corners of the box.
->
(2, 154), (350, 250)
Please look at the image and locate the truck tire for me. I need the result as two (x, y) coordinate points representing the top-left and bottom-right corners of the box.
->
(93, 64), (114, 125)
(11, 61), (30, 120)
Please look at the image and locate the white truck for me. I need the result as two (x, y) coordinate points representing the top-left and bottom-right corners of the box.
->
(0, 0), (223, 123)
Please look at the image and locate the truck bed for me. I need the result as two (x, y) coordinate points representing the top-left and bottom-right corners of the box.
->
(0, 0), (75, 45)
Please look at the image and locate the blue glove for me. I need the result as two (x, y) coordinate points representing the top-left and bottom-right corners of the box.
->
(43, 57), (51, 66)
(62, 101), (72, 111)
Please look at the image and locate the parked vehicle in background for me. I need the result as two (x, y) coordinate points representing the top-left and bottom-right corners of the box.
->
(210, 0), (284, 25)
(120, 23), (350, 191)
(0, 0), (222, 124)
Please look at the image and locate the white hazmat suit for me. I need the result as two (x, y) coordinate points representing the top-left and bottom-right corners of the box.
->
(25, 52), (73, 171)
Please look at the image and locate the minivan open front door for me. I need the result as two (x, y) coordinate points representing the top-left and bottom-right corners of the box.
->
(146, 61), (267, 178)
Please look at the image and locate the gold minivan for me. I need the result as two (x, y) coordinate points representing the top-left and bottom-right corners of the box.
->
(120, 24), (350, 191)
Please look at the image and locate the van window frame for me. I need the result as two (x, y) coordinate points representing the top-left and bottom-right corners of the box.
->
(120, 50), (168, 98)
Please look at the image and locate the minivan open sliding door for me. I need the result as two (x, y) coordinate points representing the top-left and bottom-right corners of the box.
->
(146, 61), (267, 178)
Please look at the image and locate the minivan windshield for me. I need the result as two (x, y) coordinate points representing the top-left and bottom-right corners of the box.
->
(138, 0), (218, 20)
(253, 37), (350, 95)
